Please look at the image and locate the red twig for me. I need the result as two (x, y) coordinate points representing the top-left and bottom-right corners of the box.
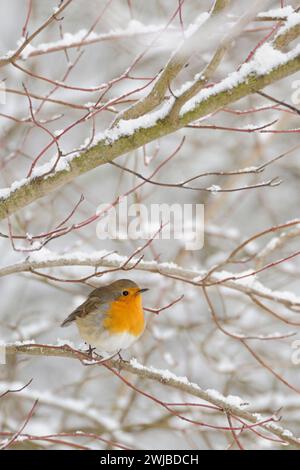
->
(0, 399), (39, 449)
(21, 0), (33, 37)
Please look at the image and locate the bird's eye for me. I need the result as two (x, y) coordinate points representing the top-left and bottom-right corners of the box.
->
(123, 290), (129, 296)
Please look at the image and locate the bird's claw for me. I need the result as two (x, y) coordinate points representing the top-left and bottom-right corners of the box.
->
(84, 344), (96, 358)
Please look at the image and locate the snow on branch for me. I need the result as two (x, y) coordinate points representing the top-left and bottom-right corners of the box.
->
(0, 3), (300, 221)
(0, 0), (73, 68)
(257, 6), (295, 21)
(13, 22), (175, 61)
(1, 247), (300, 309)
(5, 342), (300, 448)
(0, 45), (299, 221)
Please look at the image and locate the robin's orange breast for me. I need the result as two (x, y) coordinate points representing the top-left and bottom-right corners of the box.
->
(103, 294), (145, 336)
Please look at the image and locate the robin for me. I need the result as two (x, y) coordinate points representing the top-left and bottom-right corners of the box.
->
(61, 279), (149, 355)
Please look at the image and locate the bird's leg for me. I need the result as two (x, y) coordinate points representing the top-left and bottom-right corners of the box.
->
(84, 343), (96, 357)
(117, 350), (129, 363)
(117, 349), (123, 361)
(93, 351), (103, 359)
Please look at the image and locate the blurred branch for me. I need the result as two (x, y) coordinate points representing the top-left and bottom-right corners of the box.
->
(0, 430), (130, 450)
(168, 3), (299, 122)
(255, 226), (300, 269)
(0, 380), (116, 431)
(0, 0), (73, 68)
(113, 0), (231, 124)
(17, 26), (177, 61)
(168, 1), (265, 122)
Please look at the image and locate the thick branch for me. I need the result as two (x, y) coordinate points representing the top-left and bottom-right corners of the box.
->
(113, 0), (231, 124)
(1, 9), (300, 220)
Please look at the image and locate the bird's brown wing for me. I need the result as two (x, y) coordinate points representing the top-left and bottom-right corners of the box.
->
(61, 288), (104, 327)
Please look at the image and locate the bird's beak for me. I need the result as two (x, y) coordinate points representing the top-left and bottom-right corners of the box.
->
(137, 288), (149, 294)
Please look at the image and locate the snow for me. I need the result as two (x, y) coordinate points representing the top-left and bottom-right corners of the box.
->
(130, 359), (248, 409)
(12, 339), (36, 346)
(0, 155), (72, 201)
(97, 99), (173, 143)
(1, 26), (299, 204)
(180, 42), (300, 115)
(282, 429), (294, 438)
(275, 12), (300, 38)
(208, 269), (300, 307)
(2, 2), (300, 452)
(1, 22), (175, 61)
(206, 224), (240, 239)
(130, 357), (199, 387)
(0, 187), (11, 199)
(158, 261), (181, 270)
(208, 184), (221, 193)
(257, 6), (294, 19)
(253, 44), (289, 74)
(185, 12), (210, 38)
(28, 247), (126, 264)
(206, 389), (248, 408)
(1, 247), (296, 310)
(266, 421), (296, 441)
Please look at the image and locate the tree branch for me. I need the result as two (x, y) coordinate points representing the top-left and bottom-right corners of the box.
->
(113, 0), (231, 124)
(5, 342), (300, 448)
(1, 4), (300, 221)
(0, 0), (74, 68)
(1, 248), (300, 309)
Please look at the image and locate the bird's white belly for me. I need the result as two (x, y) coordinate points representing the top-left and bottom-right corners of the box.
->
(93, 331), (138, 353)
(75, 309), (142, 353)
